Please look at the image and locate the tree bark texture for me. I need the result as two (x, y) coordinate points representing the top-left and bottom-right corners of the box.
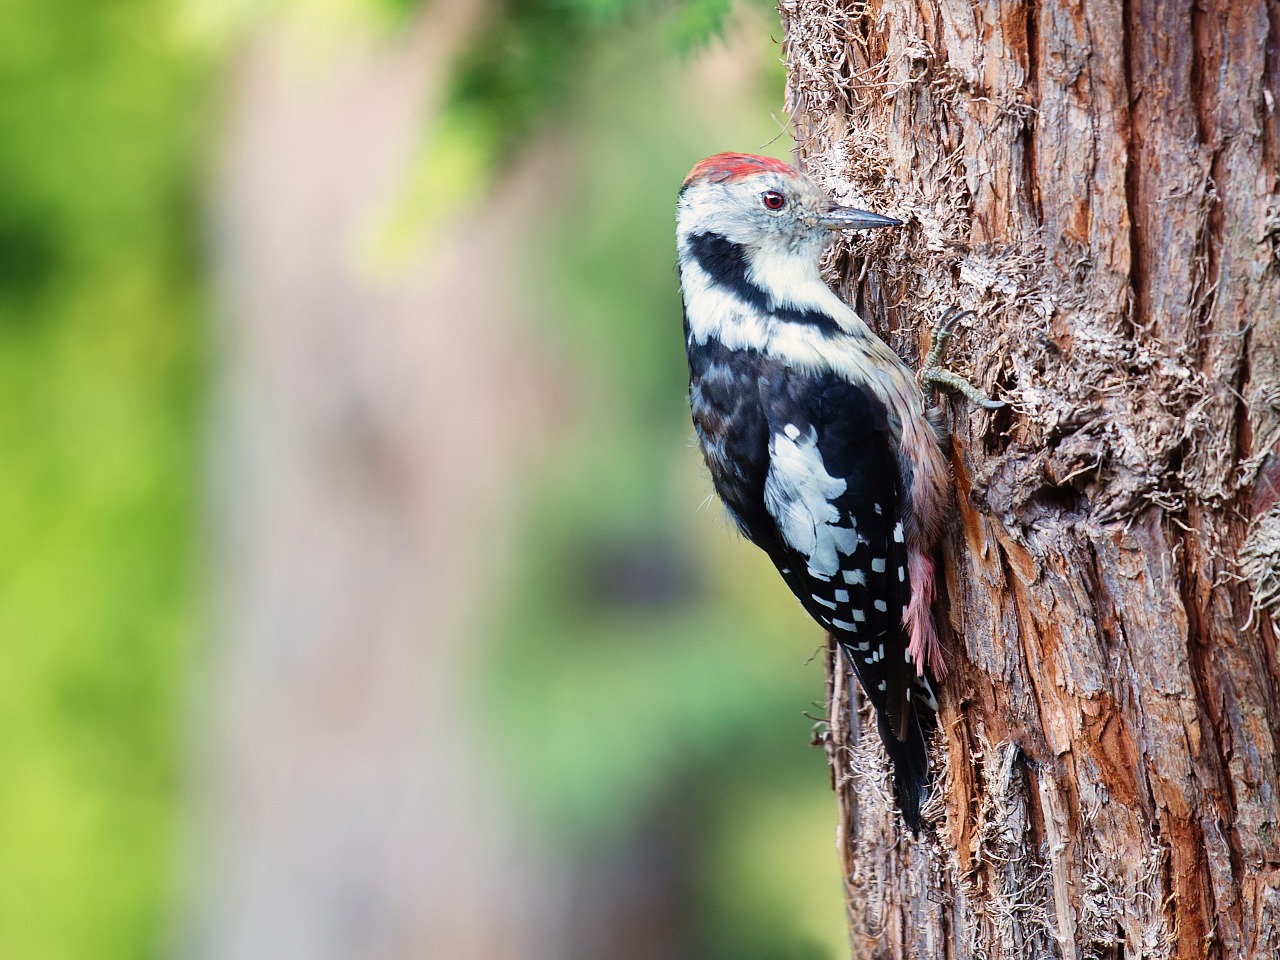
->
(779, 1), (1280, 957)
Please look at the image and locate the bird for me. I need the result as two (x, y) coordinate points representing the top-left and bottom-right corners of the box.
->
(675, 152), (1000, 831)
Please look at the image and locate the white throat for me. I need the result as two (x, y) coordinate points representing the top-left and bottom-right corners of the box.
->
(745, 249), (840, 317)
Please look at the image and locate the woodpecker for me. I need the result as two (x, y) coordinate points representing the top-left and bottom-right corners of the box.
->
(676, 153), (999, 831)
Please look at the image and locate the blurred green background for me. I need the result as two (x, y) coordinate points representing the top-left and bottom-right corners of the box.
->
(0, 1), (845, 957)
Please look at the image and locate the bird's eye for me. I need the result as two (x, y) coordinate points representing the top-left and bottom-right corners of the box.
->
(761, 190), (787, 211)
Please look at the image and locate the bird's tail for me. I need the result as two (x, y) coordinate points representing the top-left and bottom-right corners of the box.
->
(876, 706), (934, 834)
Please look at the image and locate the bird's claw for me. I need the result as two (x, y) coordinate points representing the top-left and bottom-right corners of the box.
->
(920, 307), (1005, 409)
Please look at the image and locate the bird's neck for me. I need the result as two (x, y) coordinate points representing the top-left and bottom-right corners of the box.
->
(678, 229), (872, 350)
(746, 249), (837, 311)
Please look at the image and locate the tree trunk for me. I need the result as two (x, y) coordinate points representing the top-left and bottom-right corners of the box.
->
(778, 1), (1280, 957)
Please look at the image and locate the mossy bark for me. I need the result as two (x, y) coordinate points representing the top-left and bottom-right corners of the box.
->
(780, 1), (1280, 957)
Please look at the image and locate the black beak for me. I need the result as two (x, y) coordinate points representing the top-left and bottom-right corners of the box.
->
(817, 204), (901, 231)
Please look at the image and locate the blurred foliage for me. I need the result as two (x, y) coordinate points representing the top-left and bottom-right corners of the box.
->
(1, 0), (844, 958)
(444, 0), (751, 159)
(488, 19), (846, 959)
(378, 0), (775, 250)
(0, 0), (207, 957)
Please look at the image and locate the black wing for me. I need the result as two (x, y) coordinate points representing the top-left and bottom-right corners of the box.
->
(687, 345), (936, 830)
(756, 368), (928, 738)
(757, 369), (937, 830)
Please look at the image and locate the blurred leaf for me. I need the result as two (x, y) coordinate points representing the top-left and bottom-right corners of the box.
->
(667, 0), (736, 52)
(475, 9), (848, 951)
(0, 0), (207, 957)
(434, 0), (767, 187)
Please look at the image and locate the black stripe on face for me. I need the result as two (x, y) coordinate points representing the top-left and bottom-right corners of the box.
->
(685, 231), (841, 334)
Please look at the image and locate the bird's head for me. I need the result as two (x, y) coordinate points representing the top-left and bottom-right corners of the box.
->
(676, 153), (899, 262)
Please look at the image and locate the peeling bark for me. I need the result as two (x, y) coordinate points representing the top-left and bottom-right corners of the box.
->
(780, 1), (1280, 957)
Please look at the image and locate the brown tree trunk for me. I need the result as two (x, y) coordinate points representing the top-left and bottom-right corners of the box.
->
(779, 1), (1280, 957)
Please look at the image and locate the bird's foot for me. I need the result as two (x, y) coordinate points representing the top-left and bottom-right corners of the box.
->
(920, 307), (1005, 410)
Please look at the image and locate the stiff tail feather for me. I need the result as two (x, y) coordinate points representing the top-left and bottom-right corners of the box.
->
(836, 642), (936, 833)
(876, 706), (934, 834)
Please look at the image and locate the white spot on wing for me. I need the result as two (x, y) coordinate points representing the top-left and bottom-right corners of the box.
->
(914, 677), (939, 711)
(871, 558), (886, 573)
(829, 525), (862, 555)
(831, 619), (856, 631)
(763, 425), (850, 579)
(783, 424), (800, 440)
(874, 599), (888, 612)
(834, 589), (849, 603)
(852, 609), (866, 622)
(893, 522), (904, 542)
(812, 594), (837, 609)
(843, 569), (866, 586)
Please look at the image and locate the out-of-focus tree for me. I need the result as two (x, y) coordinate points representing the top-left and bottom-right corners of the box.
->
(188, 2), (850, 960)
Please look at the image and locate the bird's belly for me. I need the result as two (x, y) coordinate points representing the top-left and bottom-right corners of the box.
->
(688, 363), (773, 538)
(694, 400), (769, 531)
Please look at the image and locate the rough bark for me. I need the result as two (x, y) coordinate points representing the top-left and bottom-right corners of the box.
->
(778, 1), (1280, 957)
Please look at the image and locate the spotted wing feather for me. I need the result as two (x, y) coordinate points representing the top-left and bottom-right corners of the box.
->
(757, 370), (925, 738)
